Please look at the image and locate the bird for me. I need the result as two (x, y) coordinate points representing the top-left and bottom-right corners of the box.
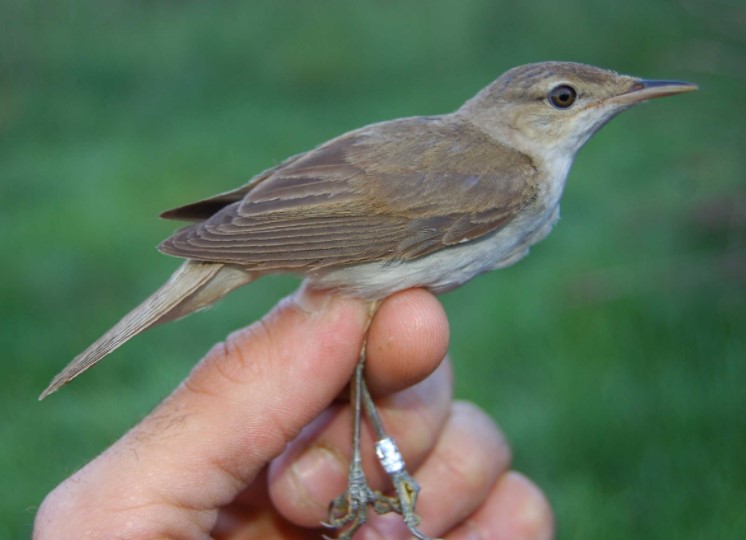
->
(40, 61), (697, 539)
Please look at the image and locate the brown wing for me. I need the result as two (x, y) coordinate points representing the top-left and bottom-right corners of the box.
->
(159, 115), (539, 273)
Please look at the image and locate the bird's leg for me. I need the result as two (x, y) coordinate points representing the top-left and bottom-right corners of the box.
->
(323, 353), (376, 538)
(361, 380), (434, 540)
(323, 307), (379, 539)
(323, 301), (435, 540)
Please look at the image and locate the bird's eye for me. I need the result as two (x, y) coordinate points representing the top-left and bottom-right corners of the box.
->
(549, 85), (577, 109)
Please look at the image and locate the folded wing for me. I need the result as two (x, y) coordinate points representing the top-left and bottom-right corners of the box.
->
(159, 116), (539, 273)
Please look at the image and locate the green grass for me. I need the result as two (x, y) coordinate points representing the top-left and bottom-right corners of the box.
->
(2, 1), (744, 538)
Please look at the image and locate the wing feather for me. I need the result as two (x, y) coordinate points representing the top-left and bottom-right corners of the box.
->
(159, 116), (539, 273)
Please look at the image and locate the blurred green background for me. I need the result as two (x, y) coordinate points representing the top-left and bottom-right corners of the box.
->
(2, 1), (744, 538)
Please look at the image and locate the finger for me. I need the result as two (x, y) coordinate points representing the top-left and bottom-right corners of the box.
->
(446, 472), (554, 540)
(365, 288), (449, 395)
(363, 401), (512, 539)
(268, 358), (454, 526)
(36, 287), (370, 539)
(212, 469), (315, 540)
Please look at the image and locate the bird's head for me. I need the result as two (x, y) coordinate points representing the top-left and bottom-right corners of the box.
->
(461, 61), (697, 158)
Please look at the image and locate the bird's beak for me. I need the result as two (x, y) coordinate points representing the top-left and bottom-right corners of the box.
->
(609, 79), (698, 106)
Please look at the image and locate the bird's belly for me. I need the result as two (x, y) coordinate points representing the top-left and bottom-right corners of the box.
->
(311, 203), (561, 300)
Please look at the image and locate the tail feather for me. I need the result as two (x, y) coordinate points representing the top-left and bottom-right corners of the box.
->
(39, 261), (252, 400)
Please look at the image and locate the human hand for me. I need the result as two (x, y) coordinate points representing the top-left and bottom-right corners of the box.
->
(34, 287), (553, 539)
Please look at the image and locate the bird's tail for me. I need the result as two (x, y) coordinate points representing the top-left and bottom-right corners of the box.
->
(39, 261), (253, 400)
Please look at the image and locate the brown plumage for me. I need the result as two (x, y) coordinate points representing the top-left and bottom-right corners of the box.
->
(159, 116), (538, 271)
(41, 61), (696, 399)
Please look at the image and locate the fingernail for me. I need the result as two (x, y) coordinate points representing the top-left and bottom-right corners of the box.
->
(516, 486), (554, 540)
(502, 472), (555, 540)
(291, 445), (346, 505)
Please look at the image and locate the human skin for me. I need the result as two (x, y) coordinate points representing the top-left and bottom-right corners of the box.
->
(34, 287), (554, 540)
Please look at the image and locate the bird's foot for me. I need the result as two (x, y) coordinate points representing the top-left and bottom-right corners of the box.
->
(322, 465), (379, 539)
(322, 446), (435, 539)
(387, 470), (435, 540)
(372, 436), (436, 539)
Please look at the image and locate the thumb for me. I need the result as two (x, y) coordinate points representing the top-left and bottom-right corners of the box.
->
(34, 287), (368, 539)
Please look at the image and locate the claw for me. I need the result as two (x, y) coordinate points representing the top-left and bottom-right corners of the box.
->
(391, 471), (436, 540)
(324, 473), (436, 540)
(323, 487), (370, 528)
(322, 465), (380, 538)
